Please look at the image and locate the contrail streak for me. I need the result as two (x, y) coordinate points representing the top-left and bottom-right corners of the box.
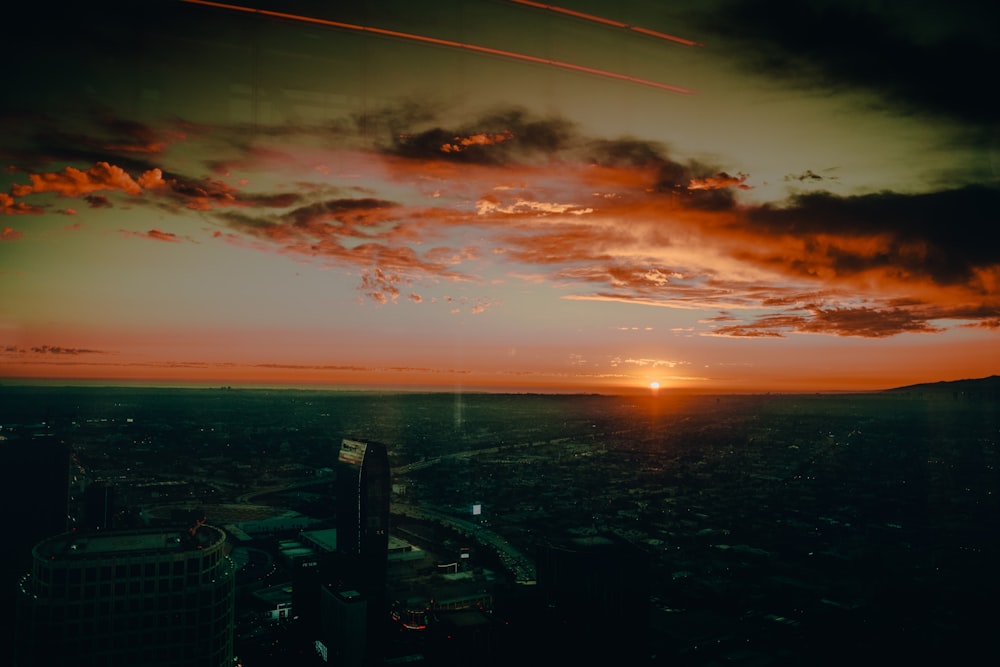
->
(181, 0), (696, 95)
(510, 0), (703, 47)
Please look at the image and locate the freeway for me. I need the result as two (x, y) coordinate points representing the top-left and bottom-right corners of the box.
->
(390, 436), (581, 475)
(392, 501), (536, 584)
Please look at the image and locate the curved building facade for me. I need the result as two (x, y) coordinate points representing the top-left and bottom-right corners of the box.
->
(337, 437), (390, 562)
(334, 437), (391, 665)
(15, 525), (235, 667)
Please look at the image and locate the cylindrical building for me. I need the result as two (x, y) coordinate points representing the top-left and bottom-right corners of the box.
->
(15, 525), (235, 667)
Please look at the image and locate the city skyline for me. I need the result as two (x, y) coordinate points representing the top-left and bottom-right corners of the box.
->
(2, 1), (998, 393)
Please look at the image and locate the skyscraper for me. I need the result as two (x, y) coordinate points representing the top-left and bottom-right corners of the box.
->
(14, 523), (236, 667)
(336, 438), (390, 564)
(335, 437), (391, 665)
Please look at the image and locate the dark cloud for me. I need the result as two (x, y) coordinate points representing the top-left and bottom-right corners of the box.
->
(285, 198), (399, 232)
(156, 173), (301, 212)
(1, 108), (186, 176)
(742, 185), (1000, 286)
(585, 137), (669, 168)
(2, 345), (111, 355)
(784, 169), (838, 183)
(688, 172), (751, 191)
(390, 109), (577, 164)
(581, 141), (745, 210)
(84, 195), (113, 209)
(713, 305), (942, 338)
(701, 0), (1000, 124)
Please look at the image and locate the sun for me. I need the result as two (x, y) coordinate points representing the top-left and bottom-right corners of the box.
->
(649, 381), (660, 390)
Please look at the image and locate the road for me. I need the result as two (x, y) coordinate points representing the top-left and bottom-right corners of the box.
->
(392, 501), (536, 584)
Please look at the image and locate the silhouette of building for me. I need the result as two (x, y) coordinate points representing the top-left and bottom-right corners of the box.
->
(425, 608), (506, 667)
(336, 438), (391, 564)
(334, 437), (391, 665)
(1, 431), (71, 664)
(14, 523), (236, 666)
(3, 432), (70, 570)
(318, 586), (368, 667)
(532, 532), (652, 665)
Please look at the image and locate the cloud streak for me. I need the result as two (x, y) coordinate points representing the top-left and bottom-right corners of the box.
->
(3, 345), (111, 356)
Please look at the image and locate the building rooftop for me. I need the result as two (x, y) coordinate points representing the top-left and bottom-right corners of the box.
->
(34, 525), (226, 560)
(300, 527), (338, 553)
(252, 582), (294, 606)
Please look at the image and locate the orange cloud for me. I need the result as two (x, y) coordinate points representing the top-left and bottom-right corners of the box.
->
(12, 162), (151, 197)
(359, 267), (409, 304)
(688, 171), (752, 191)
(13, 107), (988, 338)
(441, 130), (515, 153)
(1, 192), (43, 215)
(1, 226), (24, 241)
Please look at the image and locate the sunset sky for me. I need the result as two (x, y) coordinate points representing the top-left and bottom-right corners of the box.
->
(2, 0), (998, 393)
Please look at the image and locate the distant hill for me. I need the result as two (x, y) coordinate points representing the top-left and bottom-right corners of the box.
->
(885, 375), (1000, 395)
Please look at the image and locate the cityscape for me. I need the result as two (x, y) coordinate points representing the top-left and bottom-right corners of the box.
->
(4, 378), (998, 665)
(3, 1), (998, 664)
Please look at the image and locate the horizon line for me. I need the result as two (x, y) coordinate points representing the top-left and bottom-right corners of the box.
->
(0, 376), (937, 396)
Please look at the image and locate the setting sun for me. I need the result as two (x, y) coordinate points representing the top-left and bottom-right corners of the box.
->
(1, 0), (996, 395)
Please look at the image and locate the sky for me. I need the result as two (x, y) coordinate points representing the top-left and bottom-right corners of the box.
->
(1, 0), (998, 393)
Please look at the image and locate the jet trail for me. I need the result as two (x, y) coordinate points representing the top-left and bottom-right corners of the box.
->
(182, 0), (696, 95)
(510, 0), (704, 47)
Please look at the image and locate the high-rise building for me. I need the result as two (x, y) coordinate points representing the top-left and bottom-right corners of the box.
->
(14, 523), (236, 667)
(334, 437), (391, 665)
(336, 438), (390, 564)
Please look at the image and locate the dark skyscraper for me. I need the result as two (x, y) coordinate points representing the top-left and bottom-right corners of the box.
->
(335, 438), (391, 665)
(336, 438), (390, 564)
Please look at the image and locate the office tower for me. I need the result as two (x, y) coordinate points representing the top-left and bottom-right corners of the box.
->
(336, 438), (391, 563)
(14, 523), (236, 667)
(334, 438), (391, 665)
